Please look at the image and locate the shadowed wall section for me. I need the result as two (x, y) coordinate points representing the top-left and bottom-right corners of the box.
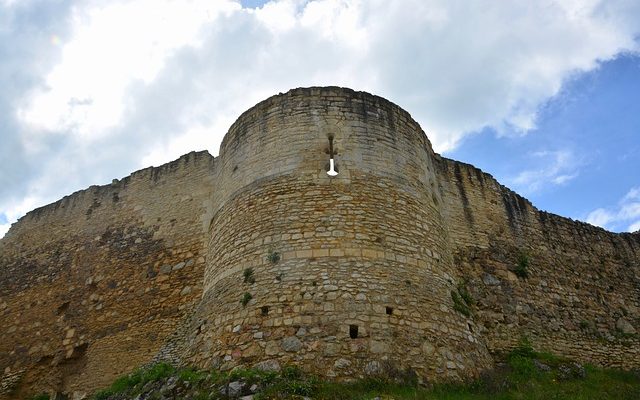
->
(437, 158), (640, 368)
(0, 152), (215, 398)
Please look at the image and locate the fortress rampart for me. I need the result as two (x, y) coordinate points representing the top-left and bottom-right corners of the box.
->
(0, 87), (638, 398)
(0, 152), (215, 397)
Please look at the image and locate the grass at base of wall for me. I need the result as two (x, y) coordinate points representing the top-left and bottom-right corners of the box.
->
(78, 345), (640, 400)
(315, 366), (640, 400)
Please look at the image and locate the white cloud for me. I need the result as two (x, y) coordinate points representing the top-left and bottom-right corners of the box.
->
(586, 186), (640, 232)
(0, 196), (41, 239)
(623, 187), (640, 202)
(0, 224), (9, 239)
(508, 150), (580, 195)
(16, 0), (640, 150)
(2, 0), (640, 238)
(140, 117), (235, 167)
(585, 208), (614, 227)
(18, 0), (241, 138)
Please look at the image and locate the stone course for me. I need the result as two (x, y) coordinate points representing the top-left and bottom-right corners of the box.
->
(0, 87), (638, 398)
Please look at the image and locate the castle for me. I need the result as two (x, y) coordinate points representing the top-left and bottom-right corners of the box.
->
(0, 87), (638, 398)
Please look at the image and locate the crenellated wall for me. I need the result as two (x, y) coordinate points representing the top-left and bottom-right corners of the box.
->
(0, 87), (638, 398)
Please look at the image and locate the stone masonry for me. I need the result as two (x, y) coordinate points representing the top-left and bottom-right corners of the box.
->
(0, 87), (638, 398)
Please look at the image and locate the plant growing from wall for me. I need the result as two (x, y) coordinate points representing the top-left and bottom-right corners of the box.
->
(457, 283), (474, 306)
(515, 251), (530, 279)
(267, 249), (280, 264)
(240, 292), (252, 307)
(243, 267), (255, 284)
(510, 336), (535, 359)
(451, 282), (474, 317)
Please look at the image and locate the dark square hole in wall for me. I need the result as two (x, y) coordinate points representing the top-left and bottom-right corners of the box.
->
(261, 306), (269, 316)
(385, 306), (393, 315)
(56, 301), (70, 315)
(349, 324), (358, 339)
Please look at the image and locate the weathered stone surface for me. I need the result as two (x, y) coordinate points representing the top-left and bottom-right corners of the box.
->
(253, 360), (281, 372)
(364, 361), (383, 376)
(264, 341), (279, 356)
(281, 336), (303, 352)
(220, 381), (245, 398)
(533, 360), (551, 372)
(0, 87), (638, 399)
(369, 340), (389, 354)
(616, 318), (636, 334)
(422, 342), (435, 355)
(482, 273), (501, 286)
(172, 262), (186, 271)
(0, 150), (212, 398)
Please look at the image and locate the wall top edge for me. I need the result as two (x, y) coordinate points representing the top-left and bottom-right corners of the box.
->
(219, 86), (434, 154)
(439, 156), (640, 239)
(7, 150), (216, 230)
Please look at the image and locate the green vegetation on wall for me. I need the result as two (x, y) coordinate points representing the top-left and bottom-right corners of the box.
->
(87, 345), (640, 400)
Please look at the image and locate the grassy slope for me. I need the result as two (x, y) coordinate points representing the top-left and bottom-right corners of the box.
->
(29, 343), (640, 400)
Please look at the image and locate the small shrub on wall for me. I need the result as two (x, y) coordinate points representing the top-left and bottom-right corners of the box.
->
(241, 292), (252, 307)
(243, 267), (255, 284)
(451, 282), (474, 317)
(267, 249), (281, 264)
(515, 251), (530, 279)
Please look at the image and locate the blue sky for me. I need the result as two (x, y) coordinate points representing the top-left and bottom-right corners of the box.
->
(449, 54), (640, 231)
(242, 0), (270, 7)
(0, 0), (639, 237)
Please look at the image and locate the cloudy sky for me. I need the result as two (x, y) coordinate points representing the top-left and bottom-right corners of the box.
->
(1, 0), (639, 238)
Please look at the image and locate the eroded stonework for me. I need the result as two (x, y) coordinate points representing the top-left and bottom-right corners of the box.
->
(0, 87), (638, 398)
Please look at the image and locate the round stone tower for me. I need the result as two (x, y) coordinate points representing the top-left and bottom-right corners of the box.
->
(186, 87), (492, 381)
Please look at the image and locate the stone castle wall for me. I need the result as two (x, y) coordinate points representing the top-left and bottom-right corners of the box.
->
(0, 151), (214, 398)
(0, 87), (638, 398)
(438, 158), (640, 368)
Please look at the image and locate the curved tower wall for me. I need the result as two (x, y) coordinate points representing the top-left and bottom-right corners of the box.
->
(191, 87), (492, 380)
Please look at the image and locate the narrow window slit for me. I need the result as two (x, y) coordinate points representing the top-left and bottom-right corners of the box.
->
(385, 306), (393, 315)
(261, 306), (269, 316)
(349, 324), (358, 339)
(327, 136), (338, 176)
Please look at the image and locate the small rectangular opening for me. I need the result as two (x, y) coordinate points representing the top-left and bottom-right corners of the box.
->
(385, 306), (393, 315)
(327, 136), (338, 176)
(261, 306), (269, 316)
(349, 324), (358, 339)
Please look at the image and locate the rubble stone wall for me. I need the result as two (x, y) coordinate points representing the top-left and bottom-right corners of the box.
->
(437, 157), (640, 368)
(0, 151), (215, 398)
(1, 87), (638, 398)
(185, 88), (493, 382)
